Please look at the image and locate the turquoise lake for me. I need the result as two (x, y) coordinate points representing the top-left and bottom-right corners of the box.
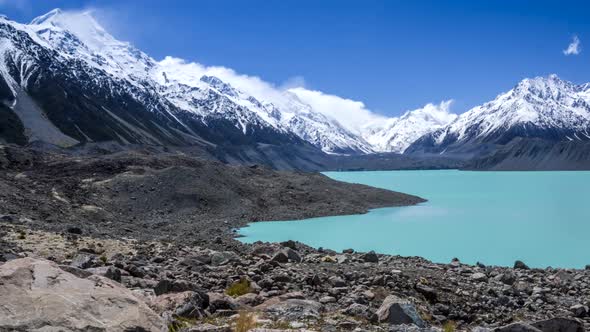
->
(238, 170), (590, 269)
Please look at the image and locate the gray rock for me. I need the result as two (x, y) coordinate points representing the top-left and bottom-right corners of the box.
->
(499, 271), (517, 285)
(570, 304), (589, 318)
(514, 260), (529, 270)
(154, 279), (196, 296)
(174, 291), (209, 319)
(471, 272), (488, 282)
(319, 296), (337, 304)
(210, 251), (239, 266)
(86, 266), (121, 282)
(0, 258), (165, 332)
(282, 247), (302, 262)
(58, 265), (93, 278)
(389, 326), (442, 332)
(208, 292), (239, 313)
(495, 323), (542, 332)
(415, 283), (437, 302)
(328, 275), (346, 287)
(531, 317), (584, 332)
(186, 323), (231, 332)
(343, 303), (373, 320)
(262, 299), (323, 320)
(361, 250), (379, 263)
(376, 295), (426, 327)
(70, 253), (94, 269)
(270, 251), (289, 263)
(0, 215), (15, 223)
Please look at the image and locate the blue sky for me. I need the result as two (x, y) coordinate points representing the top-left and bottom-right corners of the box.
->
(1, 0), (589, 116)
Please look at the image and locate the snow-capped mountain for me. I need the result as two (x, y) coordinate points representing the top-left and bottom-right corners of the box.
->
(362, 101), (457, 153)
(0, 9), (378, 155)
(2, 8), (589, 168)
(406, 75), (590, 156)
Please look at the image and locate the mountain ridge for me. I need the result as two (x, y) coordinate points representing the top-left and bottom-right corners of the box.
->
(1, 9), (590, 170)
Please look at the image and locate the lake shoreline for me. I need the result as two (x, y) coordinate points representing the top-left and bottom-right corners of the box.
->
(1, 146), (588, 331)
(240, 169), (590, 269)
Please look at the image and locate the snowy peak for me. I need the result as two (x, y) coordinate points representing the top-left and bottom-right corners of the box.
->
(512, 74), (578, 101)
(200, 75), (239, 98)
(29, 8), (111, 50)
(27, 9), (155, 82)
(406, 75), (590, 156)
(29, 8), (63, 25)
(362, 101), (457, 153)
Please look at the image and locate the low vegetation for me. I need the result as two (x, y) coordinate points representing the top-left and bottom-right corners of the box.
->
(234, 311), (257, 332)
(226, 278), (252, 297)
(443, 321), (457, 332)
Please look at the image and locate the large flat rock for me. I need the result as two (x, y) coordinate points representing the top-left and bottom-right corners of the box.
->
(0, 257), (166, 332)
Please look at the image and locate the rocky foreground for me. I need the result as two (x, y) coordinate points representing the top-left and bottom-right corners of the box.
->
(0, 145), (589, 332)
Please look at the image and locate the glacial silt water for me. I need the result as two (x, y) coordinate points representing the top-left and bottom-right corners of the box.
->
(238, 170), (590, 268)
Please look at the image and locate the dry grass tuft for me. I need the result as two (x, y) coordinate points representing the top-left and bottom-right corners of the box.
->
(234, 311), (257, 332)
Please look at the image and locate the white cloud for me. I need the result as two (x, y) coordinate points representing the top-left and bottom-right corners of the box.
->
(157, 56), (293, 109)
(280, 76), (306, 90)
(0, 0), (30, 12)
(563, 35), (581, 55)
(158, 56), (392, 134)
(288, 88), (387, 134)
(157, 57), (457, 136)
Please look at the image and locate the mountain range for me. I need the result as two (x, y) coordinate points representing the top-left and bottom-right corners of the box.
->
(1, 9), (589, 170)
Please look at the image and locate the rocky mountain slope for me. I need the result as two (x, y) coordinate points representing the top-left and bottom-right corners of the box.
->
(465, 138), (590, 171)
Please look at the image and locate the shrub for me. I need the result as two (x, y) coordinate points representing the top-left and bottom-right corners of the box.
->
(443, 321), (456, 332)
(234, 311), (257, 332)
(167, 316), (197, 332)
(226, 278), (251, 297)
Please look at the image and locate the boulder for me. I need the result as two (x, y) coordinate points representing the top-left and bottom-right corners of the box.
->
(86, 266), (122, 282)
(186, 323), (231, 331)
(514, 260), (530, 270)
(258, 298), (323, 320)
(328, 275), (346, 287)
(415, 283), (438, 302)
(471, 272), (488, 282)
(210, 251), (240, 266)
(361, 250), (379, 263)
(208, 292), (240, 313)
(570, 304), (589, 318)
(66, 226), (83, 235)
(495, 323), (542, 332)
(150, 290), (209, 319)
(69, 252), (95, 269)
(154, 278), (196, 295)
(282, 247), (302, 263)
(376, 295), (426, 327)
(270, 250), (289, 263)
(530, 317), (584, 332)
(343, 303), (373, 320)
(0, 258), (166, 332)
(499, 271), (517, 285)
(495, 318), (584, 332)
(319, 296), (337, 304)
